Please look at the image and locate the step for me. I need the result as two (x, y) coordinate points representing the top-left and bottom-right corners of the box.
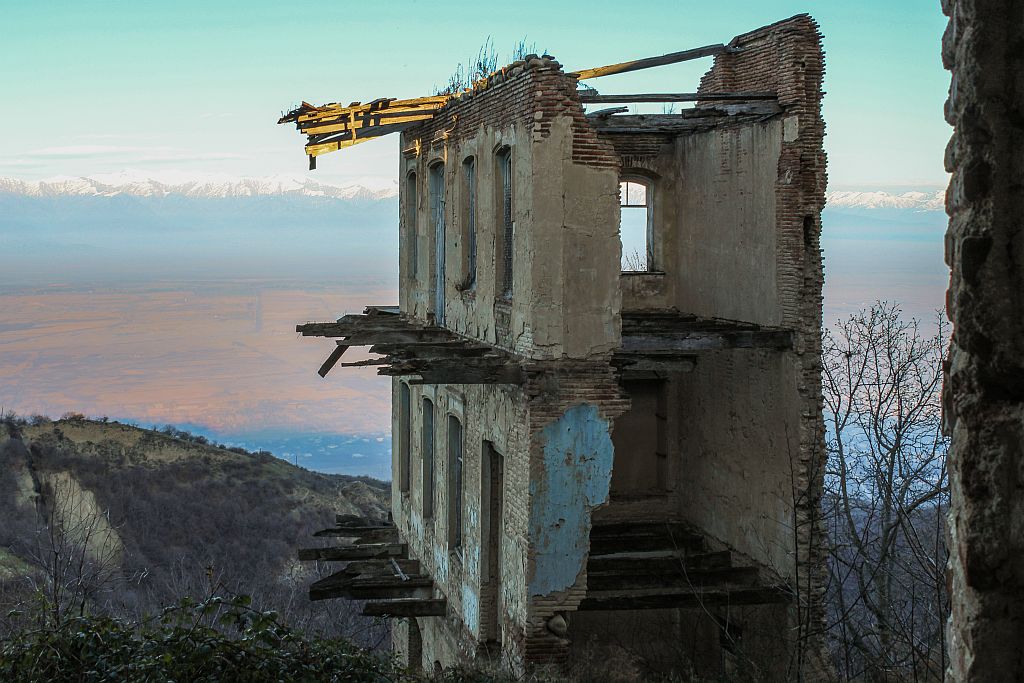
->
(587, 565), (760, 591)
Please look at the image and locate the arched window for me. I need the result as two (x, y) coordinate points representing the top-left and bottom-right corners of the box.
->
(428, 162), (446, 323)
(620, 178), (651, 272)
(461, 156), (477, 289)
(447, 415), (464, 550)
(422, 397), (435, 518)
(406, 171), (418, 279)
(398, 382), (411, 493)
(495, 147), (513, 299)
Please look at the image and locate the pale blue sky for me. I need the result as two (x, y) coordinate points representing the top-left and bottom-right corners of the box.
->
(0, 0), (950, 189)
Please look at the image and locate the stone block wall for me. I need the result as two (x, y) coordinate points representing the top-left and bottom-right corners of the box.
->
(941, 1), (1024, 680)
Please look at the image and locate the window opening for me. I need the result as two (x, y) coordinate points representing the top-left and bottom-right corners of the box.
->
(429, 163), (446, 323)
(407, 172), (418, 279)
(422, 397), (435, 517)
(497, 148), (513, 298)
(461, 157), (477, 289)
(399, 383), (411, 492)
(448, 415), (464, 550)
(620, 179), (651, 272)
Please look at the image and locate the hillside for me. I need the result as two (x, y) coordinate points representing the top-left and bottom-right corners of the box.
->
(0, 416), (390, 639)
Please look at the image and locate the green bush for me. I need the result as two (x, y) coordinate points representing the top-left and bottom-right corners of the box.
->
(0, 594), (405, 682)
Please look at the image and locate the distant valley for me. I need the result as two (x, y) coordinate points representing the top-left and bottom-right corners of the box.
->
(0, 174), (949, 478)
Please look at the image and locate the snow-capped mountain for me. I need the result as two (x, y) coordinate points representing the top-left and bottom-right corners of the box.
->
(825, 189), (945, 212)
(0, 172), (398, 200)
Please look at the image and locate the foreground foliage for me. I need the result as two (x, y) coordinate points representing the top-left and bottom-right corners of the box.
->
(0, 594), (401, 683)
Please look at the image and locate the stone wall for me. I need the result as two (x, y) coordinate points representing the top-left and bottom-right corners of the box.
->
(941, 1), (1024, 680)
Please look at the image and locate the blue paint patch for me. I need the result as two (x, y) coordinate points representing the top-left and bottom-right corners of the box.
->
(529, 403), (614, 596)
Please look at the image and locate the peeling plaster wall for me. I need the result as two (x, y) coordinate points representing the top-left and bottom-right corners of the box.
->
(391, 378), (531, 661)
(528, 403), (613, 597)
(398, 62), (621, 361)
(674, 350), (800, 577)
(673, 123), (783, 324)
(613, 120), (783, 323)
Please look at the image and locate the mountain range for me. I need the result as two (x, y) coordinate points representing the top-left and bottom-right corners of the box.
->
(0, 172), (398, 201)
(0, 173), (945, 211)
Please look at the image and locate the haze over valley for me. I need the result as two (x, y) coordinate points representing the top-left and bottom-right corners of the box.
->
(0, 174), (948, 479)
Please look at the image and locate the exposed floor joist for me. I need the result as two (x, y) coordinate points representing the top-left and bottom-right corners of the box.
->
(298, 306), (524, 385)
(620, 312), (794, 352)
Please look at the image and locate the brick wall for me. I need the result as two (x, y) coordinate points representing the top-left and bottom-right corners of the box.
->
(699, 14), (830, 676)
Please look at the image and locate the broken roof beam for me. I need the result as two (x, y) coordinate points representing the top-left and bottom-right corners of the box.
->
(571, 43), (741, 81)
(362, 598), (447, 618)
(580, 92), (776, 103)
(297, 542), (407, 562)
(278, 96), (448, 165)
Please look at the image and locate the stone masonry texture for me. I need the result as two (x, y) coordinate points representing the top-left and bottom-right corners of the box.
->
(942, 1), (1024, 681)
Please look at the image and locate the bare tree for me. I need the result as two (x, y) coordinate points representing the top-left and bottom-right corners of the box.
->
(821, 302), (949, 681)
(20, 474), (124, 626)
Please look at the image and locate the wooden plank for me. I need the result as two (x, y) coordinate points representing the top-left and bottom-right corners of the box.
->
(621, 329), (793, 352)
(344, 559), (421, 576)
(362, 598), (447, 618)
(317, 345), (348, 378)
(313, 527), (399, 544)
(306, 121), (417, 156)
(580, 92), (776, 103)
(571, 44), (739, 80)
(588, 551), (733, 574)
(587, 566), (760, 591)
(297, 543), (407, 562)
(335, 513), (392, 527)
(579, 586), (792, 611)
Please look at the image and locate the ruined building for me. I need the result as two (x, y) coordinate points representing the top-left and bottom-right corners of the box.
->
(941, 1), (1024, 680)
(281, 15), (827, 680)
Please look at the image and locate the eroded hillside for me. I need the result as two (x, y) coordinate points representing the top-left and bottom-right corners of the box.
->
(0, 416), (390, 639)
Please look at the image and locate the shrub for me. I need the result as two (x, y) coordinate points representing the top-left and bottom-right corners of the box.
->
(0, 594), (404, 682)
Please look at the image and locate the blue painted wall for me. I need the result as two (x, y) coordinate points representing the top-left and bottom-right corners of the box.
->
(529, 403), (614, 597)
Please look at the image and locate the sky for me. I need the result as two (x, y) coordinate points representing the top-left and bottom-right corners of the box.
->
(0, 0), (951, 190)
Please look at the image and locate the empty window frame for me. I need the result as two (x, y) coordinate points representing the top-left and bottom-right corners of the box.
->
(620, 179), (652, 272)
(422, 397), (435, 518)
(496, 147), (514, 298)
(461, 156), (477, 289)
(407, 171), (419, 279)
(448, 415), (464, 550)
(429, 162), (446, 323)
(398, 382), (411, 493)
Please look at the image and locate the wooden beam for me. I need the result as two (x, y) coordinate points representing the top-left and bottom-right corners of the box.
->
(344, 559), (421, 576)
(571, 44), (739, 80)
(335, 513), (392, 527)
(621, 329), (793, 352)
(297, 543), (407, 562)
(317, 345), (348, 378)
(587, 566), (760, 591)
(589, 551), (733, 574)
(362, 598), (447, 618)
(580, 92), (776, 103)
(579, 586), (792, 611)
(313, 527), (398, 544)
